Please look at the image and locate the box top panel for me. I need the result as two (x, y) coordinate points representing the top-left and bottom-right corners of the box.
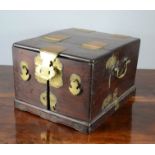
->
(14, 28), (139, 62)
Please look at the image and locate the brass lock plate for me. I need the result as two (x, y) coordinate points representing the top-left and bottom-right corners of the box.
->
(35, 51), (57, 81)
(34, 48), (63, 88)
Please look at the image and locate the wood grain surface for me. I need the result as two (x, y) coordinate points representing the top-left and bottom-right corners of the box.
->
(0, 65), (155, 144)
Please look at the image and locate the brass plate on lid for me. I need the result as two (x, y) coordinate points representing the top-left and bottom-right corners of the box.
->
(112, 34), (129, 39)
(40, 45), (65, 54)
(43, 34), (69, 42)
(73, 28), (95, 33)
(82, 41), (106, 50)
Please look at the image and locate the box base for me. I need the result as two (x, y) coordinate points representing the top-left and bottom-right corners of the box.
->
(14, 85), (136, 134)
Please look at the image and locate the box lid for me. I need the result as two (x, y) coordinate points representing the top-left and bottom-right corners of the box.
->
(13, 28), (139, 63)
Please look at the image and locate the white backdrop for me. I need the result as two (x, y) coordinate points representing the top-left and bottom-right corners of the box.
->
(0, 10), (154, 69)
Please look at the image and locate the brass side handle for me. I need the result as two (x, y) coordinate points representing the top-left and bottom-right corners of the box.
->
(113, 58), (131, 79)
(106, 55), (131, 88)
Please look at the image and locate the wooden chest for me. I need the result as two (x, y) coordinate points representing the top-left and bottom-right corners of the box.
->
(12, 28), (140, 133)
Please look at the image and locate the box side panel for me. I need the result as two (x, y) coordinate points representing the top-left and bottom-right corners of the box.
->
(91, 39), (140, 120)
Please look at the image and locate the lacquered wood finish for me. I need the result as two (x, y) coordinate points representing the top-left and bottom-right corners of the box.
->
(12, 28), (140, 133)
(14, 28), (139, 61)
(0, 66), (155, 143)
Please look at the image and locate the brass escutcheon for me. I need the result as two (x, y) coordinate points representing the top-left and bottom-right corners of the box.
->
(69, 74), (82, 96)
(20, 61), (31, 81)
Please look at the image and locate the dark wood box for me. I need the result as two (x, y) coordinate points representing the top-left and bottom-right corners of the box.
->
(12, 28), (140, 133)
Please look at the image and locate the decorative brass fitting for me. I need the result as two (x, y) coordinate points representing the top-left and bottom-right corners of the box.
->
(82, 41), (106, 50)
(20, 61), (31, 81)
(69, 74), (82, 96)
(34, 46), (64, 88)
(40, 91), (57, 111)
(102, 88), (119, 111)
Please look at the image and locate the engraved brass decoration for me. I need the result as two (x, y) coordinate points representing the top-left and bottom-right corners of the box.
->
(82, 41), (106, 50)
(43, 34), (69, 42)
(102, 88), (119, 111)
(106, 55), (131, 88)
(69, 74), (82, 96)
(35, 51), (63, 88)
(20, 61), (31, 81)
(40, 91), (57, 111)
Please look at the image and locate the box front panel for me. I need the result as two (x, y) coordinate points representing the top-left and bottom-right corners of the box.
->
(13, 47), (91, 122)
(91, 40), (140, 120)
